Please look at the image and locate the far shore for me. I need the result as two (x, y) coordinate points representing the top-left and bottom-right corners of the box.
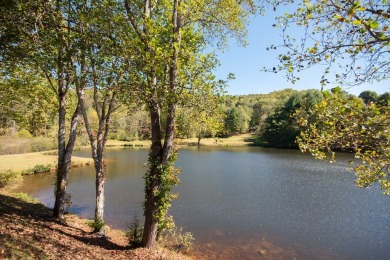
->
(0, 134), (256, 173)
(107, 133), (256, 147)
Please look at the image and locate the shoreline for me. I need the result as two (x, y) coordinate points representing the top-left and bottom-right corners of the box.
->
(0, 134), (256, 173)
(0, 189), (190, 259)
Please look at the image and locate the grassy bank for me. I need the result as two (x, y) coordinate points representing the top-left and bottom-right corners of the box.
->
(0, 190), (189, 259)
(0, 151), (93, 173)
(106, 133), (256, 148)
(0, 134), (254, 184)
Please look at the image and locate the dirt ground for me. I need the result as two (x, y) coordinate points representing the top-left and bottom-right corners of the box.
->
(0, 191), (189, 260)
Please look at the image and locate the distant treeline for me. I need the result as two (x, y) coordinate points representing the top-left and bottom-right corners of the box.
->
(1, 76), (389, 149)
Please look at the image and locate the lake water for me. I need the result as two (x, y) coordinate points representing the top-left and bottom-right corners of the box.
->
(18, 147), (390, 259)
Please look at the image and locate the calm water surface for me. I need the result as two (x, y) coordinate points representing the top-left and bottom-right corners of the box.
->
(18, 147), (390, 259)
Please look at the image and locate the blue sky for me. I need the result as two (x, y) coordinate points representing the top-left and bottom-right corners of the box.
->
(212, 9), (390, 96)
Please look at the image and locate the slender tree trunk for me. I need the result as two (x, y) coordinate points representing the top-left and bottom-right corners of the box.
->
(94, 146), (105, 231)
(77, 56), (117, 233)
(53, 88), (67, 219)
(53, 91), (80, 219)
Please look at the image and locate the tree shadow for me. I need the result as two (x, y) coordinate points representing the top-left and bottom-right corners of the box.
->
(0, 192), (130, 257)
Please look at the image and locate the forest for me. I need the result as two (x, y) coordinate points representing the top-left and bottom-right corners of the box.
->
(1, 83), (389, 150)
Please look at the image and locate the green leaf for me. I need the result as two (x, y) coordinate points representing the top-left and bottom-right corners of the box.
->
(369, 20), (380, 30)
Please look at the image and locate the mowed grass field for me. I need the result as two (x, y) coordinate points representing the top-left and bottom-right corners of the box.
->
(0, 134), (255, 172)
(107, 133), (255, 147)
(0, 152), (93, 172)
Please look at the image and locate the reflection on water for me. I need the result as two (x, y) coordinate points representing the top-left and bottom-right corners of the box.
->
(17, 146), (390, 259)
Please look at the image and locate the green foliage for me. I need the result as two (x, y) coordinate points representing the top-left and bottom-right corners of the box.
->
(262, 89), (322, 148)
(296, 87), (390, 194)
(126, 216), (144, 245)
(0, 170), (22, 189)
(176, 79), (225, 141)
(21, 164), (52, 175)
(271, 0), (390, 85)
(378, 92), (390, 106)
(12, 192), (40, 204)
(224, 108), (241, 133)
(17, 129), (32, 138)
(87, 218), (105, 232)
(0, 67), (57, 137)
(359, 91), (379, 104)
(160, 226), (194, 253)
(144, 149), (180, 234)
(30, 137), (57, 152)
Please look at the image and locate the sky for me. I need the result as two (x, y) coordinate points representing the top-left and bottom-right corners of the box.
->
(211, 8), (390, 96)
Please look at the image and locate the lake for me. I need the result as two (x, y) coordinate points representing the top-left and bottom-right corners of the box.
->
(17, 146), (390, 259)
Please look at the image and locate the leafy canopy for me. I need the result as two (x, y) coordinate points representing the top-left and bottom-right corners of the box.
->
(296, 87), (390, 194)
(270, 0), (390, 85)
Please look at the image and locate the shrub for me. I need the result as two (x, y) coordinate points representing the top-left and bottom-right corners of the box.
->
(160, 226), (194, 253)
(87, 218), (105, 232)
(117, 130), (135, 142)
(17, 129), (32, 138)
(126, 216), (144, 245)
(21, 164), (52, 175)
(12, 192), (39, 203)
(0, 170), (22, 189)
(30, 137), (57, 152)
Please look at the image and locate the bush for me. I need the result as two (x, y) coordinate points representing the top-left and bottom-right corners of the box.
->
(0, 170), (22, 189)
(17, 129), (32, 138)
(160, 226), (194, 253)
(21, 164), (52, 175)
(30, 137), (57, 152)
(117, 130), (134, 142)
(12, 192), (39, 203)
(126, 216), (144, 245)
(86, 218), (105, 232)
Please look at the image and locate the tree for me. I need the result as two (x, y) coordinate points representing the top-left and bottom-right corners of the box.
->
(269, 0), (390, 193)
(262, 89), (322, 148)
(70, 0), (130, 233)
(249, 88), (295, 132)
(1, 0), (86, 219)
(124, 0), (255, 248)
(225, 108), (241, 133)
(296, 87), (390, 194)
(271, 0), (390, 86)
(177, 56), (227, 145)
(180, 86), (225, 145)
(0, 66), (57, 136)
(378, 92), (390, 106)
(359, 90), (379, 104)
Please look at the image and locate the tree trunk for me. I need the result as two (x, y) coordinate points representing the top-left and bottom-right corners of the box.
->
(53, 91), (80, 219)
(53, 86), (67, 219)
(94, 152), (105, 233)
(77, 54), (118, 233)
(141, 0), (181, 248)
(142, 104), (163, 248)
